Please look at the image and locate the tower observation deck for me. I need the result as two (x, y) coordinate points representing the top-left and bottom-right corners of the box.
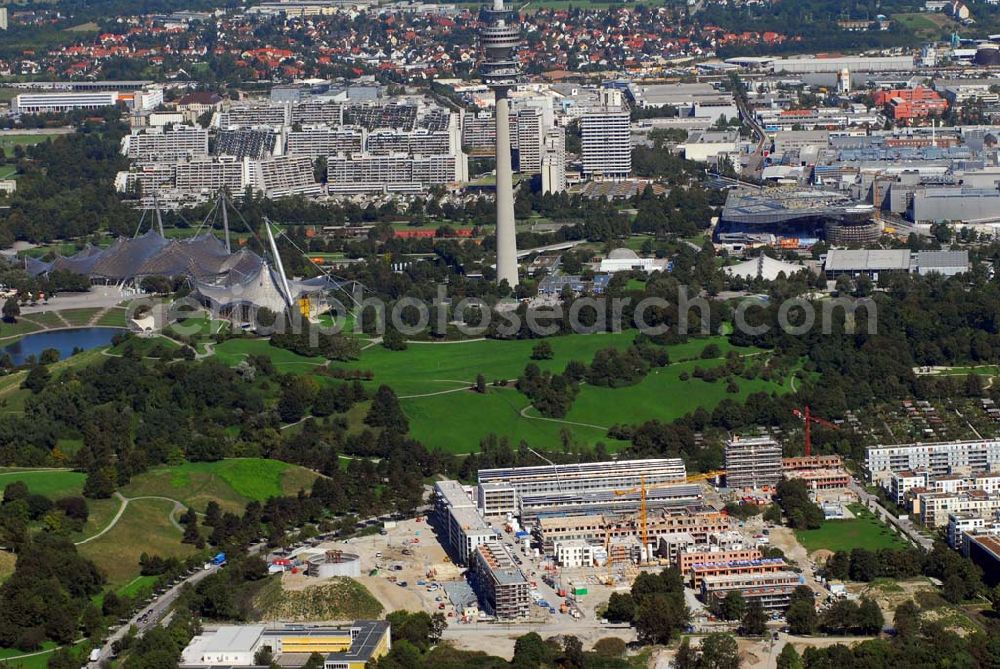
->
(480, 0), (521, 89)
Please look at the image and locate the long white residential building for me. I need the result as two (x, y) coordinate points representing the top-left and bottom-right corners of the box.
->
(434, 480), (498, 565)
(122, 125), (209, 162)
(327, 153), (466, 194)
(867, 440), (1000, 483)
(286, 127), (365, 158)
(12, 91), (119, 114)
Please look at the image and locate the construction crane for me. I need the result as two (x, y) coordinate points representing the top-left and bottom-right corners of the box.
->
(686, 470), (726, 484)
(792, 405), (838, 457)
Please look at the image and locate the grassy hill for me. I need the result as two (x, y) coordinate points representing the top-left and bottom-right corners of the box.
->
(121, 459), (320, 514)
(78, 497), (194, 587)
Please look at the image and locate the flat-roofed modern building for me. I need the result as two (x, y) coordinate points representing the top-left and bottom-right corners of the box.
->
(477, 457), (688, 517)
(434, 480), (498, 565)
(823, 249), (912, 280)
(181, 621), (391, 669)
(966, 533), (1000, 587)
(12, 91), (119, 114)
(469, 540), (530, 619)
(725, 437), (782, 490)
(516, 483), (703, 522)
(536, 506), (730, 552)
(866, 439), (1000, 482)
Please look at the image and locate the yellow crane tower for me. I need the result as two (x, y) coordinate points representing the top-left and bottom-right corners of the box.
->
(602, 470), (727, 583)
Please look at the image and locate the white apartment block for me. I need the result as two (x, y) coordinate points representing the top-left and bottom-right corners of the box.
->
(434, 480), (498, 565)
(12, 91), (119, 114)
(286, 127), (364, 158)
(246, 155), (321, 198)
(553, 539), (600, 568)
(541, 126), (566, 194)
(948, 512), (987, 550)
(174, 158), (245, 195)
(516, 107), (544, 174)
(867, 439), (1000, 482)
(115, 162), (177, 195)
(217, 103), (290, 129)
(137, 87), (165, 112)
(290, 100), (343, 126)
(122, 125), (209, 162)
(891, 470), (928, 505)
(327, 153), (464, 193)
(580, 111), (631, 178)
(365, 129), (453, 156)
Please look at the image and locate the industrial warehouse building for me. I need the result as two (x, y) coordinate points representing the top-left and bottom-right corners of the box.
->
(180, 621), (391, 669)
(823, 249), (969, 280)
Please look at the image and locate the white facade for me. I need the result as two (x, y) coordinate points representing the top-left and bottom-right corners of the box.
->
(516, 107), (544, 174)
(286, 127), (364, 158)
(246, 155), (321, 198)
(181, 626), (265, 667)
(867, 439), (1000, 481)
(435, 480), (499, 565)
(581, 111), (631, 177)
(122, 125), (209, 162)
(327, 153), (464, 193)
(553, 539), (597, 568)
(540, 126), (566, 194)
(13, 91), (119, 114)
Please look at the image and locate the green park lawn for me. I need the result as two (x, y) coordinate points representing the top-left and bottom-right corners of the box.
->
(559, 357), (783, 428)
(0, 469), (84, 497)
(0, 134), (49, 153)
(796, 504), (910, 554)
(337, 330), (656, 397)
(213, 337), (326, 371)
(401, 386), (627, 454)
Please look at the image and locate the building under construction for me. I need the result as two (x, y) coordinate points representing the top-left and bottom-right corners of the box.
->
(469, 541), (530, 619)
(725, 437), (783, 490)
(535, 505), (731, 555)
(476, 458), (687, 517)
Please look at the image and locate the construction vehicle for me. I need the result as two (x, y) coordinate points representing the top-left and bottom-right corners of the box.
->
(792, 405), (838, 457)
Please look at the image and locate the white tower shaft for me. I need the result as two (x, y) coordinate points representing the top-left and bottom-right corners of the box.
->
(494, 88), (518, 287)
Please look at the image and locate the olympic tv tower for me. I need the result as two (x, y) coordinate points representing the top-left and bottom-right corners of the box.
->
(479, 0), (520, 287)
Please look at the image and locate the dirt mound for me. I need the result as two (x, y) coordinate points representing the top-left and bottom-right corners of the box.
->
(811, 549), (834, 563)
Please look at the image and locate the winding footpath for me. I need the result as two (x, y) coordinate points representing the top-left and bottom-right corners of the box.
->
(74, 493), (189, 546)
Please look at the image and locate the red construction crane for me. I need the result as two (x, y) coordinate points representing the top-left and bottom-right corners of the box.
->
(792, 406), (838, 457)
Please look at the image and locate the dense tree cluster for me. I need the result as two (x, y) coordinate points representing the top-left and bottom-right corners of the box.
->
(0, 534), (104, 648)
(824, 543), (983, 603)
(773, 478), (824, 530)
(600, 568), (690, 644)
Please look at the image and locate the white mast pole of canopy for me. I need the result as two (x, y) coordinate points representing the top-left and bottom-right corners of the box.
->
(264, 217), (294, 310)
